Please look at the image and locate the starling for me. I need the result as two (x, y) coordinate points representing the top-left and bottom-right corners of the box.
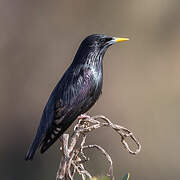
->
(25, 34), (129, 160)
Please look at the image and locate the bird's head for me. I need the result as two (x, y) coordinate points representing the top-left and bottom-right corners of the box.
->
(83, 34), (129, 50)
(72, 34), (129, 65)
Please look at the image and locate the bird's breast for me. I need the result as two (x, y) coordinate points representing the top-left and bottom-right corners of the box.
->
(91, 67), (102, 82)
(85, 66), (103, 87)
(89, 66), (103, 97)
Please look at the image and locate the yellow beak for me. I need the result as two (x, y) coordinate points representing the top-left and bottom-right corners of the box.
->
(114, 37), (130, 43)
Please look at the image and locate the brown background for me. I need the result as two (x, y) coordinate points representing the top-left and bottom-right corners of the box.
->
(1, 0), (180, 179)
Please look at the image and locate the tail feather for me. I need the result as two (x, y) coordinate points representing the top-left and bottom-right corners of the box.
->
(25, 132), (44, 161)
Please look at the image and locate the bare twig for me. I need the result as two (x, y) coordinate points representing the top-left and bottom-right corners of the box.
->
(56, 114), (141, 180)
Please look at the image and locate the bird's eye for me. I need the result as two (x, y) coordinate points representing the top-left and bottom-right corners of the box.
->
(99, 39), (105, 43)
(99, 38), (113, 44)
(105, 37), (112, 42)
(99, 37), (113, 45)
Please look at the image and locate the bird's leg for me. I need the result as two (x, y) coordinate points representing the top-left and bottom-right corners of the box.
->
(77, 114), (91, 127)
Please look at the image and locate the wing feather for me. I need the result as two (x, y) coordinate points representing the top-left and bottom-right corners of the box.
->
(40, 67), (97, 153)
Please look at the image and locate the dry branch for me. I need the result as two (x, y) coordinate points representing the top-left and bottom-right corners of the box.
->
(56, 114), (141, 180)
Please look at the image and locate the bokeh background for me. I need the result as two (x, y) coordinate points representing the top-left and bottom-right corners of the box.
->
(1, 0), (180, 179)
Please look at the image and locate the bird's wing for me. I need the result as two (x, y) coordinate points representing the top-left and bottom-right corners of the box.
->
(40, 67), (97, 153)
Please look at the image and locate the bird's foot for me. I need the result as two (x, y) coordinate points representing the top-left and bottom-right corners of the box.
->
(78, 114), (90, 120)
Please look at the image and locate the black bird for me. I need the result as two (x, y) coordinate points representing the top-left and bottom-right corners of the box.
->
(25, 34), (129, 160)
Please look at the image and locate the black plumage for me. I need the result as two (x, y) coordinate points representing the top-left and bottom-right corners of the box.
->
(25, 34), (129, 160)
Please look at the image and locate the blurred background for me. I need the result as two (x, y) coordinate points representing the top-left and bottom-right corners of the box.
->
(1, 0), (180, 179)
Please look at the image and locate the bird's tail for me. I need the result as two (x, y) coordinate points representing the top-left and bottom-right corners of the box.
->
(25, 128), (44, 161)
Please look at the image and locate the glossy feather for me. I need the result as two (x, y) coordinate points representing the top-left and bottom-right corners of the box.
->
(25, 34), (115, 160)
